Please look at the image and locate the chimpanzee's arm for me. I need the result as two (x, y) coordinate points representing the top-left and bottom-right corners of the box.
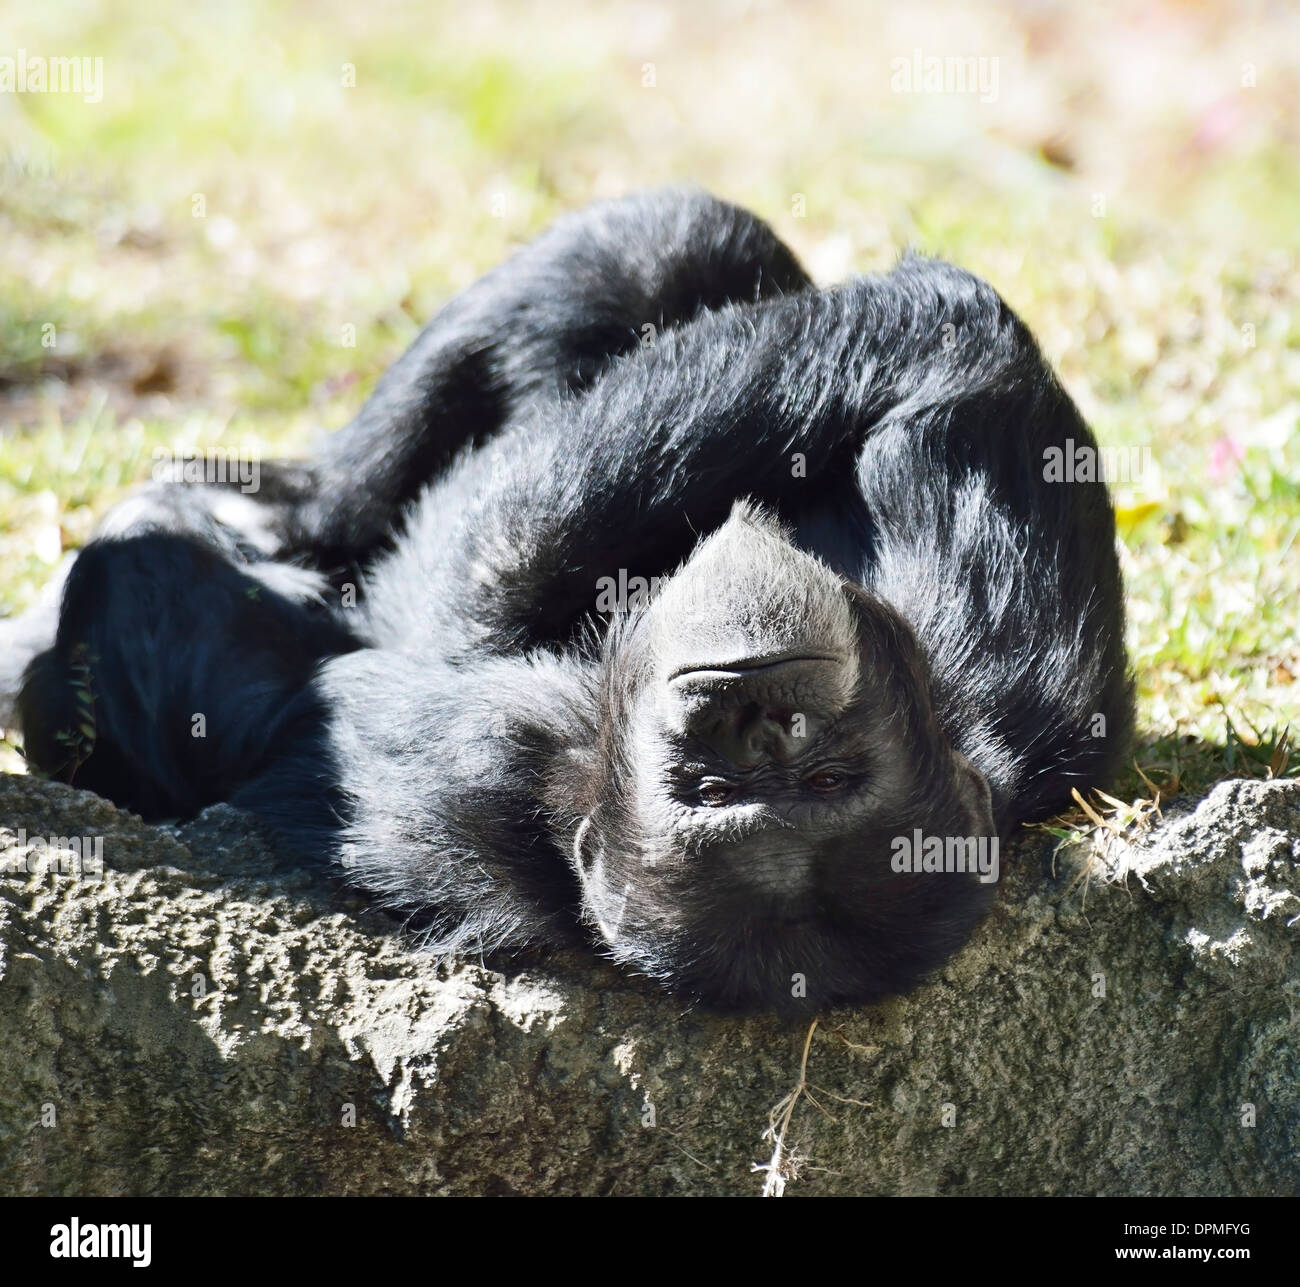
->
(298, 186), (810, 567)
(366, 256), (1039, 655)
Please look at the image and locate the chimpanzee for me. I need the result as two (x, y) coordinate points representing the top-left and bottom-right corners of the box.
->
(8, 187), (1133, 1011)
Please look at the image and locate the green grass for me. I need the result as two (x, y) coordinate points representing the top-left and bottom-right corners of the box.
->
(2, 0), (1298, 796)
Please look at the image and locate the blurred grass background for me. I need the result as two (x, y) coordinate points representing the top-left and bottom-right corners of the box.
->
(0, 0), (1297, 796)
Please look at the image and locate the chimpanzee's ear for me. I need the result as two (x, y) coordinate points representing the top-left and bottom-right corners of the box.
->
(952, 751), (996, 837)
(571, 814), (601, 882)
(571, 815), (629, 944)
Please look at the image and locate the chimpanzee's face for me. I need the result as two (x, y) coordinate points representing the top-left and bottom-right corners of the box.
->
(572, 502), (998, 1012)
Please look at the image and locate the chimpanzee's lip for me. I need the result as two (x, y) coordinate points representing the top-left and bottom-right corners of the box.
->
(667, 652), (840, 681)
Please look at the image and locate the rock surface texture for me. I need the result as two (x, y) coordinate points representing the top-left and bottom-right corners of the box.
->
(1, 772), (1297, 1196)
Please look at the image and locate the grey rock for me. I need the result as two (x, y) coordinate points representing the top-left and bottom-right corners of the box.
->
(1, 771), (1297, 1196)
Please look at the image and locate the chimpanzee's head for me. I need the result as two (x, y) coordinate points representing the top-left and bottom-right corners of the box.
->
(572, 501), (997, 1012)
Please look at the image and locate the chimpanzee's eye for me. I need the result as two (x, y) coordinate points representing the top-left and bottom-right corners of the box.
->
(805, 770), (846, 793)
(698, 780), (736, 806)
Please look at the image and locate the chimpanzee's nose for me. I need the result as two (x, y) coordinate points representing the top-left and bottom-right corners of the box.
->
(668, 655), (845, 766)
(698, 702), (823, 768)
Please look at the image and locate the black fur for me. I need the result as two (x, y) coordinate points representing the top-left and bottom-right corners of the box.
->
(10, 187), (1134, 1012)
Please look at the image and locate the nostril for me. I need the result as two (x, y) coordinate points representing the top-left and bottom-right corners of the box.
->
(740, 706), (791, 761)
(689, 697), (821, 769)
(692, 704), (761, 768)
